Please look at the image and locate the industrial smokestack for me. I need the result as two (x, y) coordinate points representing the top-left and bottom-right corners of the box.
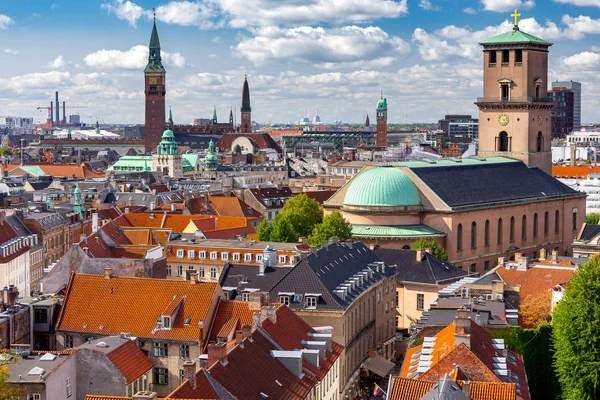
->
(55, 91), (59, 125)
(50, 101), (53, 124)
(63, 102), (66, 124)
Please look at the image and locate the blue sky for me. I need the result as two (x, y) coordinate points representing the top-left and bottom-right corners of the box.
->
(1, 0), (599, 125)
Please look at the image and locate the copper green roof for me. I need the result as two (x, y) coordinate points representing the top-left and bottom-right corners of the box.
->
(351, 224), (445, 238)
(343, 166), (420, 207)
(162, 129), (174, 138)
(145, 19), (166, 73)
(376, 97), (387, 111)
(479, 28), (552, 45)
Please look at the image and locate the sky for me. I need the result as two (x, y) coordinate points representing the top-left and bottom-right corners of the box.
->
(0, 0), (599, 125)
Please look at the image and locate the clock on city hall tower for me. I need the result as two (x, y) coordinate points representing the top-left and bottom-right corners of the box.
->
(476, 10), (553, 175)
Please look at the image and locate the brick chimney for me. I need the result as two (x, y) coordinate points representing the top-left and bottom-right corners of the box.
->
(207, 342), (227, 366)
(261, 305), (277, 324)
(189, 272), (198, 285)
(539, 248), (547, 260)
(416, 249), (423, 261)
(248, 291), (268, 311)
(104, 267), (112, 279)
(235, 329), (244, 345)
(242, 324), (252, 339)
(252, 311), (262, 327)
(454, 306), (471, 349)
(183, 360), (197, 389)
(551, 249), (558, 262)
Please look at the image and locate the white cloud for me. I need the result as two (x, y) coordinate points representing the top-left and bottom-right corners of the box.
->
(554, 0), (600, 6)
(480, 0), (534, 12)
(155, 1), (220, 29)
(235, 25), (410, 67)
(208, 53), (217, 58)
(561, 15), (600, 40)
(317, 57), (397, 69)
(4, 48), (18, 55)
(47, 55), (67, 69)
(463, 7), (477, 14)
(0, 14), (14, 29)
(419, 0), (440, 11)
(561, 51), (600, 69)
(101, 0), (148, 28)
(2, 71), (72, 93)
(83, 45), (187, 69)
(212, 35), (221, 43)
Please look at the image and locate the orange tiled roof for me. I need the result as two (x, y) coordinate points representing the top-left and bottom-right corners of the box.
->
(106, 340), (154, 384)
(208, 195), (261, 219)
(57, 273), (220, 341)
(466, 380), (517, 400)
(387, 377), (517, 400)
(165, 368), (222, 399)
(388, 377), (435, 400)
(210, 300), (255, 340)
(496, 266), (575, 303)
(552, 165), (600, 179)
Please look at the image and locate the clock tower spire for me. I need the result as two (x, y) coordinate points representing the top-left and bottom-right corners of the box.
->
(144, 13), (167, 153)
(476, 10), (553, 174)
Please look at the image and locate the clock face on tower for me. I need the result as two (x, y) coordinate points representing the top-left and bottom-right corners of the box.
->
(537, 115), (544, 126)
(498, 113), (509, 126)
(148, 77), (158, 85)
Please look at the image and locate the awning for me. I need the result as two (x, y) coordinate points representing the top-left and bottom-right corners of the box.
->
(363, 354), (396, 378)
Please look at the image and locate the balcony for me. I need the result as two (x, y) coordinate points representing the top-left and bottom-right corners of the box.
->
(477, 96), (554, 103)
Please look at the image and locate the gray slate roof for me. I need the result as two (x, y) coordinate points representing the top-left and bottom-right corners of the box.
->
(579, 224), (600, 241)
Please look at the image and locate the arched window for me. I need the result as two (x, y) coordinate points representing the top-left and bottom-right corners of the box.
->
(510, 217), (515, 243)
(499, 131), (509, 151)
(457, 224), (463, 251)
(471, 222), (477, 249)
(522, 215), (527, 241)
(402, 245), (410, 250)
(484, 220), (490, 247)
(497, 218), (503, 245)
(533, 213), (538, 238)
(555, 210), (560, 234)
(544, 211), (549, 236)
(537, 132), (543, 152)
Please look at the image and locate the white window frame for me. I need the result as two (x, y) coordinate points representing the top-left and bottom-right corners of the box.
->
(279, 295), (290, 305)
(305, 296), (317, 309)
(256, 254), (263, 262)
(210, 251), (218, 260)
(199, 251), (206, 260)
(244, 253), (252, 262)
(177, 265), (183, 277)
(28, 394), (41, 400)
(163, 316), (171, 329)
(66, 376), (72, 397)
(233, 253), (241, 262)
(188, 250), (195, 260)
(155, 367), (168, 385)
(278, 255), (287, 264)
(179, 344), (189, 359)
(198, 267), (205, 278)
(221, 252), (229, 261)
(166, 265), (172, 276)
(210, 267), (217, 280)
(176, 249), (184, 258)
(242, 293), (250, 301)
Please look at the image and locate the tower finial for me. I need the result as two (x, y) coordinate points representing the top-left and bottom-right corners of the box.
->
(380, 91), (383, 99)
(511, 9), (521, 29)
(244, 73), (247, 81)
(153, 7), (156, 21)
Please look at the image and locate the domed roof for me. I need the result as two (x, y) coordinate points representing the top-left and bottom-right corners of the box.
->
(376, 97), (387, 111)
(343, 167), (420, 208)
(162, 129), (175, 138)
(74, 184), (81, 194)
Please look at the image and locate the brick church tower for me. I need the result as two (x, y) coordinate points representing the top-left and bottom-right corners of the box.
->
(476, 10), (553, 174)
(144, 16), (166, 153)
(240, 74), (252, 133)
(376, 94), (388, 148)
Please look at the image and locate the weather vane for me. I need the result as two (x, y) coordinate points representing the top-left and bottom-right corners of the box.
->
(153, 7), (156, 20)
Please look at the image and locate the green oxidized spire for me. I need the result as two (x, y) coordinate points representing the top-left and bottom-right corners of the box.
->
(213, 106), (218, 124)
(204, 139), (218, 169)
(376, 92), (387, 111)
(67, 128), (72, 140)
(73, 183), (84, 220)
(145, 15), (166, 73)
(168, 106), (173, 128)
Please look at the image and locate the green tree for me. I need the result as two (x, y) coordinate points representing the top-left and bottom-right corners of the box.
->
(586, 213), (600, 225)
(0, 351), (23, 400)
(0, 148), (12, 157)
(257, 219), (272, 241)
(279, 194), (323, 237)
(269, 215), (298, 243)
(410, 239), (448, 261)
(553, 256), (600, 400)
(308, 210), (353, 246)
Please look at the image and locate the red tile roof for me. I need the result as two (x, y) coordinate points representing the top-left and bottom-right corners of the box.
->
(209, 300), (255, 341)
(388, 377), (435, 400)
(57, 273), (220, 341)
(387, 376), (517, 400)
(496, 265), (575, 304)
(106, 340), (154, 384)
(552, 165), (600, 179)
(165, 369), (221, 399)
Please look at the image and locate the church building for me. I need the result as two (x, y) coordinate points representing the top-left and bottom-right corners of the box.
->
(323, 12), (586, 273)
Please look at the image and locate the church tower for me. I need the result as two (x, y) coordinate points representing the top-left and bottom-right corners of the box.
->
(152, 129), (183, 178)
(376, 94), (388, 147)
(476, 10), (553, 174)
(144, 15), (167, 153)
(241, 74), (252, 133)
(212, 106), (218, 125)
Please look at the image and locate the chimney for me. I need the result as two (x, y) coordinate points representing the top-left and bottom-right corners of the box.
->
(252, 311), (262, 327)
(189, 272), (198, 285)
(248, 291), (268, 311)
(551, 249), (558, 262)
(298, 237), (307, 244)
(514, 252), (521, 261)
(104, 268), (112, 279)
(517, 256), (528, 271)
(50, 101), (53, 124)
(261, 305), (277, 324)
(183, 360), (197, 389)
(454, 306), (471, 349)
(132, 392), (158, 400)
(570, 143), (576, 166)
(62, 101), (66, 125)
(92, 213), (99, 233)
(55, 91), (60, 125)
(199, 354), (208, 369)
(424, 247), (432, 254)
(207, 342), (227, 365)
(170, 203), (176, 212)
(462, 381), (471, 397)
(539, 248), (547, 260)
(416, 249), (423, 262)
(242, 324), (252, 339)
(497, 256), (505, 266)
(235, 329), (244, 345)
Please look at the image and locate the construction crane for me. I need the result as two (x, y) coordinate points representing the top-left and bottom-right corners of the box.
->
(36, 105), (88, 127)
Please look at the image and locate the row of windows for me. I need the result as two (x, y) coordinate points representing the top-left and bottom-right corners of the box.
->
(153, 342), (190, 359)
(489, 49), (523, 66)
(457, 210), (567, 252)
(167, 265), (218, 279)
(175, 249), (288, 264)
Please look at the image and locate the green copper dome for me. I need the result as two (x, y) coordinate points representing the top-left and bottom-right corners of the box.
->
(376, 97), (387, 111)
(74, 184), (81, 194)
(162, 129), (174, 138)
(343, 167), (420, 208)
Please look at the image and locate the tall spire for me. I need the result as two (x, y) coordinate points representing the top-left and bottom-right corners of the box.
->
(212, 106), (218, 124)
(167, 106), (173, 128)
(241, 74), (251, 112)
(145, 15), (165, 73)
(229, 107), (234, 124)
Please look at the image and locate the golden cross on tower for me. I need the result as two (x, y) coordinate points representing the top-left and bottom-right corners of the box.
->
(511, 9), (521, 26)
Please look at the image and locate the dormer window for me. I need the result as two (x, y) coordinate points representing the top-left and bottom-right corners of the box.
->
(305, 296), (317, 309)
(176, 249), (184, 258)
(210, 251), (218, 260)
(188, 250), (195, 260)
(278, 255), (287, 264)
(221, 252), (229, 261)
(242, 293), (250, 301)
(279, 295), (290, 305)
(244, 253), (252, 262)
(163, 316), (171, 329)
(199, 251), (206, 260)
(256, 254), (263, 262)
(233, 253), (241, 262)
